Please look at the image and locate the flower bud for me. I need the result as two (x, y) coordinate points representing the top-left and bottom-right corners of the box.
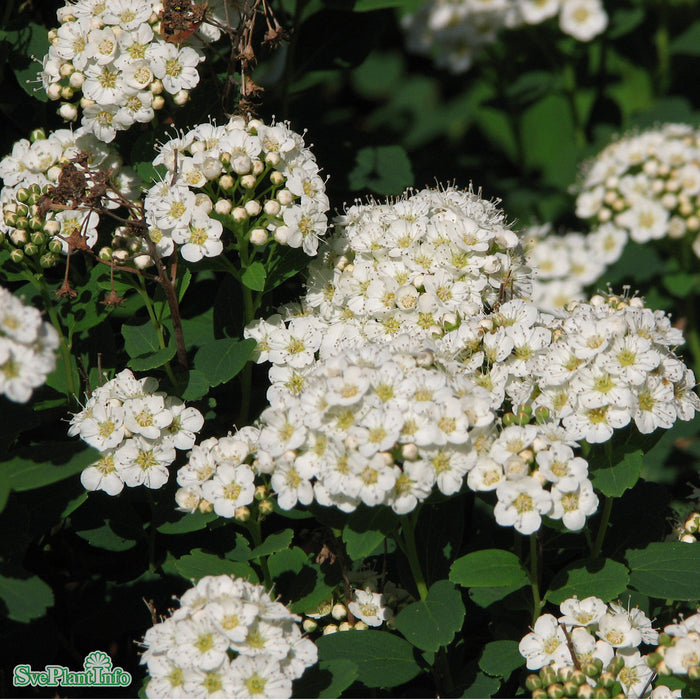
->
(23, 242), (38, 256)
(532, 690), (548, 700)
(252, 159), (265, 176)
(60, 85), (74, 100)
(330, 602), (347, 620)
(99, 246), (113, 261)
(46, 83), (62, 100)
(259, 200), (279, 218)
(526, 674), (543, 691)
(134, 254), (152, 269)
(249, 228), (268, 246)
(31, 231), (46, 245)
(401, 443), (418, 460)
(232, 207), (248, 222)
(277, 189), (293, 205)
(152, 95), (165, 110)
(338, 621), (352, 632)
(322, 624), (338, 635)
(254, 485), (267, 501)
(232, 155), (251, 175)
(69, 71), (85, 88)
(150, 79), (164, 95)
(598, 671), (616, 689)
(245, 200), (262, 216)
(173, 89), (189, 106)
(577, 684), (595, 699)
(214, 199), (232, 216)
(592, 688), (610, 699)
(265, 151), (281, 166)
(540, 667), (558, 687)
(562, 681), (579, 697)
(302, 618), (317, 633)
(274, 225), (290, 245)
(270, 171), (285, 186)
(547, 684), (564, 699)
(685, 513), (700, 533)
(606, 656), (624, 676)
(10, 248), (25, 263)
(39, 252), (57, 268)
(354, 620), (368, 630)
(241, 174), (257, 189)
(234, 506), (250, 522)
(16, 188), (29, 203)
(569, 670), (586, 686)
(259, 499), (274, 515)
(219, 174), (234, 191)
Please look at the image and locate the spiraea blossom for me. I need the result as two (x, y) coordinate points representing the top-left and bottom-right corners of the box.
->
(174, 427), (260, 517)
(245, 183), (531, 379)
(141, 116), (329, 263)
(520, 596), (660, 699)
(41, 0), (238, 141)
(0, 285), (59, 403)
(69, 368), (204, 495)
(402, 0), (607, 74)
(576, 123), (700, 259)
(0, 127), (140, 265)
(140, 575), (317, 698)
(524, 223), (621, 313)
(649, 609), (700, 680)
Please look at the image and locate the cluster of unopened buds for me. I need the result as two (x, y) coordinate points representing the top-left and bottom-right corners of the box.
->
(41, 0), (235, 141)
(69, 369), (204, 494)
(141, 116), (329, 264)
(140, 574), (317, 699)
(576, 124), (700, 259)
(402, 0), (608, 74)
(0, 128), (139, 267)
(0, 285), (59, 403)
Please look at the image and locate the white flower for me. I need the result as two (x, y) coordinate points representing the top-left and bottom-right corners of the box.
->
(347, 588), (391, 627)
(596, 612), (642, 649)
(149, 44), (203, 93)
(519, 614), (570, 670)
(558, 596), (607, 627)
(201, 464), (256, 518)
(549, 478), (599, 531)
(494, 477), (553, 534)
(80, 451), (126, 495)
(558, 0), (608, 41)
(117, 436), (175, 489)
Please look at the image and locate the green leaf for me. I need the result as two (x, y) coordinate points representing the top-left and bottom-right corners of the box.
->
(348, 145), (413, 195)
(0, 572), (54, 622)
(478, 640), (524, 678)
(294, 659), (358, 699)
(468, 582), (528, 608)
(268, 547), (308, 579)
(174, 549), (258, 582)
(394, 580), (465, 652)
(178, 268), (192, 302)
(194, 338), (256, 387)
(242, 262), (267, 291)
(342, 506), (394, 560)
(662, 271), (697, 297)
(626, 542), (700, 600)
(129, 344), (177, 372)
(608, 7), (646, 39)
(450, 550), (528, 588)
(157, 511), (217, 534)
(669, 20), (700, 55)
(122, 322), (162, 358)
(461, 672), (500, 698)
(181, 369), (210, 401)
(545, 558), (629, 604)
(3, 444), (100, 492)
(6, 23), (50, 102)
(316, 630), (421, 688)
(248, 529), (294, 559)
(590, 449), (643, 498)
(74, 521), (139, 551)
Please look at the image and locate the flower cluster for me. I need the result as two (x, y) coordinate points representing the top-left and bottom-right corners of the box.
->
(69, 368), (204, 494)
(576, 123), (700, 258)
(41, 0), (235, 141)
(649, 610), (700, 680)
(140, 575), (317, 699)
(141, 116), (329, 263)
(0, 286), (59, 403)
(525, 224), (623, 313)
(174, 427), (264, 518)
(253, 336), (494, 514)
(0, 127), (140, 265)
(531, 293), (700, 443)
(520, 596), (659, 699)
(402, 0), (607, 74)
(245, 183), (531, 375)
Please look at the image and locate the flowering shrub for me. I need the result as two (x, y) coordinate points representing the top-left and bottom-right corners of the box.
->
(3, 1), (700, 699)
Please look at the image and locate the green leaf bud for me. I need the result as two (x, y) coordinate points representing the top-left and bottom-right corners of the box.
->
(599, 671), (616, 689)
(570, 670), (587, 686)
(526, 674), (543, 691)
(606, 656), (624, 676)
(546, 683), (564, 699)
(16, 188), (30, 203)
(540, 666), (558, 687)
(23, 242), (39, 256)
(532, 689), (548, 699)
(688, 665), (700, 681)
(15, 204), (28, 218)
(4, 212), (18, 228)
(48, 238), (64, 254)
(15, 216), (29, 231)
(562, 681), (579, 697)
(577, 685), (595, 700)
(581, 662), (600, 678)
(40, 252), (58, 268)
(10, 248), (25, 263)
(30, 128), (46, 142)
(593, 687), (610, 699)
(502, 411), (517, 426)
(29, 217), (44, 232)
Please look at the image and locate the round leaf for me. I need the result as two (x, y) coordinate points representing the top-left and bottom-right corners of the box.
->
(450, 549), (528, 588)
(545, 558), (629, 605)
